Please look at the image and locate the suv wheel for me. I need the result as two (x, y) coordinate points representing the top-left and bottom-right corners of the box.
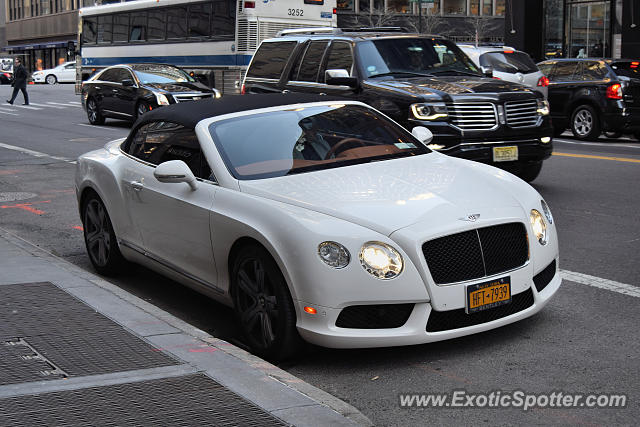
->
(86, 97), (105, 125)
(571, 105), (600, 140)
(518, 161), (543, 183)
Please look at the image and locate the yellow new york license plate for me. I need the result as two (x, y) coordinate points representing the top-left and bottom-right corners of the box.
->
(466, 277), (511, 314)
(493, 146), (518, 162)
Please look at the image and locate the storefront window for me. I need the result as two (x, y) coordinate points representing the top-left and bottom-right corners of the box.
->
(443, 0), (466, 15)
(567, 0), (610, 58)
(389, 0), (411, 13)
(544, 0), (563, 58)
(414, 0), (440, 15)
(496, 0), (505, 15)
(470, 0), (480, 15)
(482, 0), (492, 15)
(338, 0), (354, 10)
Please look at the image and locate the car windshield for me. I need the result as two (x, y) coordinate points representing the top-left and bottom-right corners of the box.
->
(132, 65), (195, 84)
(357, 38), (480, 78)
(209, 104), (431, 180)
(610, 61), (640, 78)
(479, 51), (539, 74)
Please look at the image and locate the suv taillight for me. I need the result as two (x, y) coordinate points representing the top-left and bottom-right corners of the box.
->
(537, 76), (549, 87)
(241, 84), (246, 95)
(606, 83), (622, 99)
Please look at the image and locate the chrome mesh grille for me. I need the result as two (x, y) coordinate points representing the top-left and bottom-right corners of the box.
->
(505, 100), (540, 128)
(173, 94), (214, 103)
(446, 102), (497, 131)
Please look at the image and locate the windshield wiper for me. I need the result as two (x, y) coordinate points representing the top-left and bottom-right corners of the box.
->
(369, 71), (436, 78)
(430, 69), (483, 77)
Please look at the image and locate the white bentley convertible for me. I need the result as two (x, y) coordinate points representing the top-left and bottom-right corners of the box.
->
(75, 94), (561, 360)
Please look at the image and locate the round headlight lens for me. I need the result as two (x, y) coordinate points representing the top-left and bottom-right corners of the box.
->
(318, 241), (350, 269)
(530, 209), (548, 245)
(540, 199), (553, 224)
(359, 242), (403, 279)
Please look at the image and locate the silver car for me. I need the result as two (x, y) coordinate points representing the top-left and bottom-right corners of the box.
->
(459, 45), (548, 98)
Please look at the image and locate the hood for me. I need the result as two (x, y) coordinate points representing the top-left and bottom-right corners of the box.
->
(239, 153), (522, 236)
(144, 81), (212, 93)
(365, 76), (536, 98)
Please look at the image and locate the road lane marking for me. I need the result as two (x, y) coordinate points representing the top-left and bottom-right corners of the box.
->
(552, 152), (640, 163)
(0, 110), (18, 116)
(47, 102), (81, 107)
(0, 142), (75, 163)
(76, 123), (123, 131)
(561, 270), (640, 298)
(12, 105), (43, 110)
(27, 102), (65, 109)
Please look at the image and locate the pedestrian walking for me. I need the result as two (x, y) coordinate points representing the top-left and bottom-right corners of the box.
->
(6, 58), (29, 105)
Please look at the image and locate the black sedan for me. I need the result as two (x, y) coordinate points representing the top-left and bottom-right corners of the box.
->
(81, 63), (220, 125)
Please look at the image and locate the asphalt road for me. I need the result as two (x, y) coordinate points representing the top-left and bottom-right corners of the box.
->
(0, 85), (638, 425)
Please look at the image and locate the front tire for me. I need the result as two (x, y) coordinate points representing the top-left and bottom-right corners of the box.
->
(86, 97), (105, 125)
(571, 105), (601, 140)
(517, 161), (543, 183)
(82, 193), (125, 276)
(231, 245), (302, 361)
(45, 74), (57, 85)
(135, 101), (150, 120)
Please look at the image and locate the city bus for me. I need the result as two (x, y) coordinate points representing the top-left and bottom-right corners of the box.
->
(76, 0), (337, 94)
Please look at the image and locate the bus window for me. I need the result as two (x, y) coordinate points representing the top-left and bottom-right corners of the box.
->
(130, 11), (147, 42)
(188, 3), (211, 38)
(148, 10), (165, 40)
(97, 15), (113, 44)
(167, 6), (188, 40)
(83, 17), (97, 45)
(113, 13), (129, 43)
(212, 0), (234, 39)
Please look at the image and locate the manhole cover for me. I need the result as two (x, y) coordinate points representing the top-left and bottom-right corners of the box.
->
(0, 192), (37, 202)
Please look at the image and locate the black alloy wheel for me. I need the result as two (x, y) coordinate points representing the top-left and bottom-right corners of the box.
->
(83, 194), (125, 275)
(570, 104), (601, 140)
(86, 97), (105, 125)
(232, 245), (301, 361)
(136, 101), (150, 119)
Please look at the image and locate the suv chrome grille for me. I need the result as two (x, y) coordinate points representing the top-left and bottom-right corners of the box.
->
(422, 222), (529, 285)
(446, 102), (497, 131)
(505, 100), (540, 128)
(173, 93), (213, 103)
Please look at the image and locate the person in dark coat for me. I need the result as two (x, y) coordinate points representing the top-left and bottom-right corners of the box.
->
(6, 58), (29, 105)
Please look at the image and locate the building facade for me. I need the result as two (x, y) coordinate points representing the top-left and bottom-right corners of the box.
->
(506, 0), (640, 62)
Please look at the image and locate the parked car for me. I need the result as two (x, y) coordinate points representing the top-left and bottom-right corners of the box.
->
(0, 72), (11, 85)
(458, 45), (549, 98)
(0, 57), (13, 84)
(242, 29), (553, 182)
(75, 94), (561, 360)
(81, 63), (221, 125)
(31, 61), (77, 84)
(537, 58), (640, 140)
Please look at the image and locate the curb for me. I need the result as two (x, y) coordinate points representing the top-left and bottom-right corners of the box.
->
(0, 227), (373, 426)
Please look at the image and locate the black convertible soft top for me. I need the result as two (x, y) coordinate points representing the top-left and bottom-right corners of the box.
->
(132, 93), (346, 130)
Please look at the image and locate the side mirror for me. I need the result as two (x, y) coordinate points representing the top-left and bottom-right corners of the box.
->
(154, 160), (198, 191)
(325, 69), (359, 89)
(122, 78), (135, 87)
(411, 126), (433, 144)
(480, 66), (494, 78)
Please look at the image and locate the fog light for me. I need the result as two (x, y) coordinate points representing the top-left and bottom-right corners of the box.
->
(541, 137), (551, 143)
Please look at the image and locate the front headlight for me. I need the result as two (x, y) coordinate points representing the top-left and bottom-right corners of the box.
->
(537, 99), (550, 116)
(530, 209), (548, 245)
(155, 93), (170, 106)
(359, 242), (403, 279)
(540, 199), (553, 224)
(411, 103), (448, 120)
(318, 241), (350, 269)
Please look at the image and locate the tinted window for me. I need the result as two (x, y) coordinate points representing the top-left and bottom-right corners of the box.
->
(247, 41), (297, 79)
(113, 13), (129, 43)
(212, 0), (234, 39)
(82, 17), (97, 44)
(610, 61), (640, 78)
(148, 10), (166, 40)
(479, 51), (538, 74)
(114, 68), (133, 83)
(357, 38), (479, 78)
(581, 61), (607, 80)
(550, 62), (579, 81)
(188, 3), (211, 38)
(98, 68), (120, 82)
(129, 122), (212, 180)
(97, 15), (112, 44)
(296, 41), (328, 82)
(130, 12), (147, 41)
(324, 42), (354, 80)
(167, 6), (188, 39)
(208, 104), (430, 180)
(537, 62), (554, 76)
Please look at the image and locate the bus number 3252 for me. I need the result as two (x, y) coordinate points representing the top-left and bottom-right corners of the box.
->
(288, 8), (303, 16)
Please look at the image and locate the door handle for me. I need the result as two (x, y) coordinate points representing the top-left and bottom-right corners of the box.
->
(130, 181), (144, 191)
(282, 89), (290, 94)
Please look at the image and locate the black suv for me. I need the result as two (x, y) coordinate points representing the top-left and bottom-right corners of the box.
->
(81, 63), (220, 126)
(242, 29), (553, 182)
(537, 58), (640, 140)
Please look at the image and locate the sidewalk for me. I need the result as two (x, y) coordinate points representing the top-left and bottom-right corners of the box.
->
(0, 228), (371, 426)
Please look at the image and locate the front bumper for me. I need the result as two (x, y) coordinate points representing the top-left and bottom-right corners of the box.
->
(31, 74), (45, 83)
(296, 260), (561, 348)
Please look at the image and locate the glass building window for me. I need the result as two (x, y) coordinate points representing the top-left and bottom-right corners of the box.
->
(443, 0), (466, 15)
(337, 0), (354, 11)
(388, 0), (410, 14)
(496, 0), (505, 16)
(470, 0), (480, 15)
(482, 0), (492, 15)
